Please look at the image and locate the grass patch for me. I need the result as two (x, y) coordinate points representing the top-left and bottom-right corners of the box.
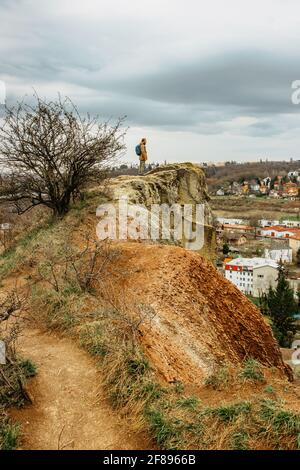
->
(0, 218), (57, 280)
(31, 285), (83, 331)
(209, 401), (252, 423)
(239, 358), (265, 382)
(19, 359), (37, 378)
(176, 396), (200, 410)
(264, 385), (275, 395)
(0, 356), (37, 450)
(80, 322), (108, 358)
(230, 430), (249, 450)
(204, 366), (230, 390)
(145, 409), (185, 449)
(0, 412), (20, 450)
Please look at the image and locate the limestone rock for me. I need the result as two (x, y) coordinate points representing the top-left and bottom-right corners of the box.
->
(101, 163), (216, 260)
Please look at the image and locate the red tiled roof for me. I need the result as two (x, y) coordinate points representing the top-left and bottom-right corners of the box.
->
(262, 226), (300, 234)
(222, 224), (253, 231)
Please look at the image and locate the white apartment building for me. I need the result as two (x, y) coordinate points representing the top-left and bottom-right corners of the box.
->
(224, 257), (278, 297)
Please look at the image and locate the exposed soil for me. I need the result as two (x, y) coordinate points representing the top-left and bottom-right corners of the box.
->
(101, 241), (292, 384)
(11, 327), (151, 450)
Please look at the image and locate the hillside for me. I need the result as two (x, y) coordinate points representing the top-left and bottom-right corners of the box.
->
(1, 163), (300, 450)
(205, 161), (300, 192)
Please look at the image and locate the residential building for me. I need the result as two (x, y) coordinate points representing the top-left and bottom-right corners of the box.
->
(262, 177), (271, 188)
(230, 181), (242, 195)
(289, 237), (300, 259)
(249, 180), (260, 193)
(288, 171), (299, 179)
(257, 226), (300, 239)
(269, 189), (280, 198)
(224, 257), (278, 297)
(273, 177), (283, 191)
(222, 224), (253, 234)
(264, 247), (293, 263)
(224, 233), (248, 246)
(281, 220), (300, 228)
(259, 185), (268, 195)
(216, 218), (248, 226)
(241, 182), (249, 194)
(259, 219), (280, 227)
(282, 181), (298, 198)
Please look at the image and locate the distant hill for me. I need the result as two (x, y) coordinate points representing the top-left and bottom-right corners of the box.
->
(204, 161), (300, 191)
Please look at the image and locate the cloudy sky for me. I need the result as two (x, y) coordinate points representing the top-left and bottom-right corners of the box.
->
(1, 0), (300, 163)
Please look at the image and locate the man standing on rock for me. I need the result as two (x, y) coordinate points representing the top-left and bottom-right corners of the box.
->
(136, 138), (148, 175)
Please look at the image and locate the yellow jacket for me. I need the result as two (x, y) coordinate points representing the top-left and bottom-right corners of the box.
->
(140, 142), (148, 161)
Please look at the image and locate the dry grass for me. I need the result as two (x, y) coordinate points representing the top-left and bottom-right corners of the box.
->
(211, 195), (299, 220)
(0, 327), (36, 449)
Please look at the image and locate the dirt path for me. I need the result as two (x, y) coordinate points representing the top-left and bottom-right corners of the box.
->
(11, 328), (149, 450)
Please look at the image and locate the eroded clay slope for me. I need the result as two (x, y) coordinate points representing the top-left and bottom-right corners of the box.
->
(104, 242), (291, 383)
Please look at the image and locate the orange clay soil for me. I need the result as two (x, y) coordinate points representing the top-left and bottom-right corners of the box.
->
(10, 327), (152, 450)
(98, 241), (292, 384)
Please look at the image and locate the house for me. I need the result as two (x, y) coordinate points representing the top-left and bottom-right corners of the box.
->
(264, 246), (293, 263)
(216, 188), (225, 196)
(222, 224), (254, 234)
(259, 219), (280, 227)
(282, 181), (298, 198)
(224, 233), (248, 246)
(224, 257), (278, 297)
(249, 179), (260, 193)
(257, 226), (300, 239)
(260, 185), (268, 195)
(281, 219), (300, 228)
(216, 218), (248, 226)
(231, 181), (242, 195)
(273, 177), (283, 191)
(269, 189), (280, 198)
(241, 182), (249, 194)
(262, 177), (271, 188)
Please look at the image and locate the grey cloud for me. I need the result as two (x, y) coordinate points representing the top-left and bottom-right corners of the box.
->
(96, 51), (300, 115)
(1, 1), (300, 138)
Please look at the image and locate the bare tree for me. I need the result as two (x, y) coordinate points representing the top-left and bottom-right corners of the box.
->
(35, 235), (120, 294)
(0, 94), (126, 216)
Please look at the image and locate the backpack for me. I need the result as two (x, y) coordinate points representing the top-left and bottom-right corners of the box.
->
(135, 144), (141, 156)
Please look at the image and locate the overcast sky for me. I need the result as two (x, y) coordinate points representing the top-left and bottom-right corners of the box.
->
(1, 0), (300, 163)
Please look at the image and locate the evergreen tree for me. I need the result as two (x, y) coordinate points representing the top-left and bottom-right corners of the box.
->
(222, 242), (230, 255)
(263, 264), (297, 347)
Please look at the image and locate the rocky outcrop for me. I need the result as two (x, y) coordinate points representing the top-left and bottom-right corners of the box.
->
(93, 163), (291, 383)
(101, 163), (216, 260)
